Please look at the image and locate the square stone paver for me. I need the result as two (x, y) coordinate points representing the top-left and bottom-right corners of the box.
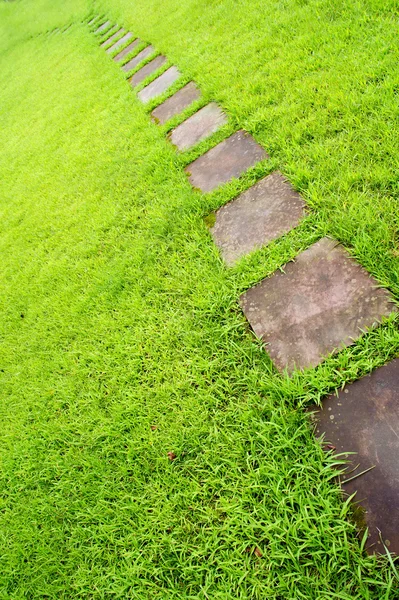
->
(113, 38), (140, 62)
(210, 171), (307, 265)
(101, 28), (124, 48)
(170, 102), (227, 151)
(130, 55), (166, 87)
(122, 45), (154, 73)
(95, 20), (111, 34)
(239, 237), (396, 372)
(138, 66), (181, 103)
(151, 82), (201, 125)
(310, 358), (399, 554)
(186, 130), (268, 193)
(106, 31), (133, 54)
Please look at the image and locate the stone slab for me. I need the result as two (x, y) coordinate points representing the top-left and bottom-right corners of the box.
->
(211, 171), (306, 265)
(113, 38), (140, 62)
(95, 20), (111, 34)
(185, 130), (268, 193)
(239, 237), (396, 372)
(106, 31), (134, 54)
(101, 28), (124, 48)
(311, 358), (399, 554)
(151, 82), (201, 125)
(170, 102), (227, 151)
(88, 16), (98, 26)
(130, 55), (167, 88)
(138, 66), (181, 103)
(122, 45), (154, 73)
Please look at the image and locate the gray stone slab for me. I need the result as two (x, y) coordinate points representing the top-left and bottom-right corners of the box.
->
(95, 20), (111, 34)
(151, 82), (201, 125)
(130, 55), (167, 88)
(113, 38), (140, 62)
(240, 237), (396, 372)
(122, 45), (155, 74)
(101, 28), (124, 48)
(106, 31), (134, 54)
(310, 358), (399, 555)
(170, 102), (227, 151)
(138, 66), (181, 103)
(186, 130), (268, 193)
(211, 171), (306, 265)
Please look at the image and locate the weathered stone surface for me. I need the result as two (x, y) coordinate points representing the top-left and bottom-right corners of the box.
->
(130, 55), (167, 88)
(151, 82), (201, 125)
(240, 237), (396, 372)
(186, 130), (267, 193)
(113, 38), (140, 62)
(95, 20), (111, 34)
(101, 28), (124, 48)
(211, 171), (306, 265)
(311, 358), (399, 555)
(106, 31), (133, 54)
(122, 45), (154, 73)
(138, 66), (181, 103)
(170, 102), (227, 151)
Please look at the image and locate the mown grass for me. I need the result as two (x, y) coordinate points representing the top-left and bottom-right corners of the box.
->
(0, 0), (399, 597)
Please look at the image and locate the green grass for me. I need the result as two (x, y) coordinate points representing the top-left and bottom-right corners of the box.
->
(0, 0), (399, 597)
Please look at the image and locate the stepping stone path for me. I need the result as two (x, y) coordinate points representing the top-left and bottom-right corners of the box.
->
(210, 171), (306, 265)
(113, 39), (140, 62)
(130, 55), (166, 87)
(310, 358), (399, 555)
(138, 66), (181, 104)
(101, 27), (124, 48)
(106, 31), (134, 54)
(240, 237), (396, 373)
(122, 46), (154, 73)
(186, 130), (268, 193)
(170, 102), (227, 151)
(95, 20), (111, 34)
(151, 82), (201, 125)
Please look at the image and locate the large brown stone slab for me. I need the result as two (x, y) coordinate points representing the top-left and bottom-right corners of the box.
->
(151, 82), (201, 125)
(311, 359), (399, 554)
(106, 31), (133, 54)
(170, 102), (227, 151)
(113, 38), (140, 62)
(122, 45), (154, 73)
(186, 130), (268, 193)
(101, 28), (124, 48)
(138, 66), (181, 103)
(129, 56), (166, 88)
(239, 237), (396, 372)
(95, 20), (111, 34)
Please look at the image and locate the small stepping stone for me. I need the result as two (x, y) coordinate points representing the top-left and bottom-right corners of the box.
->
(95, 20), (111, 34)
(113, 38), (140, 62)
(106, 31), (134, 54)
(210, 171), (306, 265)
(101, 28), (125, 48)
(88, 17), (98, 26)
(151, 82), (201, 125)
(186, 130), (267, 193)
(130, 55), (167, 88)
(122, 45), (155, 73)
(310, 358), (399, 554)
(240, 237), (396, 372)
(170, 102), (227, 151)
(138, 66), (181, 104)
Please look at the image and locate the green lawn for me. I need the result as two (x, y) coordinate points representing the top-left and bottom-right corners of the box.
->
(1, 0), (399, 597)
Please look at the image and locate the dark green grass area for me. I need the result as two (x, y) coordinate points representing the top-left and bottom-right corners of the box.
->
(1, 0), (399, 597)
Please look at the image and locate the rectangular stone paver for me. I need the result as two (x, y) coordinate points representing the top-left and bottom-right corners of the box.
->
(106, 31), (134, 54)
(101, 28), (124, 48)
(186, 130), (268, 193)
(130, 55), (167, 88)
(170, 102), (227, 151)
(210, 171), (306, 265)
(138, 66), (181, 104)
(95, 20), (111, 34)
(240, 237), (396, 372)
(122, 45), (154, 73)
(113, 38), (140, 63)
(310, 358), (399, 554)
(151, 82), (201, 125)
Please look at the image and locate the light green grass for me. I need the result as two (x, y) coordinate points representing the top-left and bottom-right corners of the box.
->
(0, 0), (399, 597)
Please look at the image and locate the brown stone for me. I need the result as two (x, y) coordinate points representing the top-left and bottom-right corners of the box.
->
(138, 66), (181, 103)
(186, 130), (268, 193)
(106, 31), (134, 54)
(211, 171), (306, 265)
(101, 28), (124, 48)
(239, 237), (396, 372)
(122, 45), (154, 73)
(170, 102), (227, 151)
(113, 38), (140, 62)
(95, 20), (111, 34)
(130, 55), (167, 88)
(310, 358), (399, 554)
(151, 82), (201, 125)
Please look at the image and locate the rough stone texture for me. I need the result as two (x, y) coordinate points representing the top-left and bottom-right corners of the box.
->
(122, 45), (154, 73)
(240, 237), (396, 372)
(138, 66), (181, 103)
(101, 28), (124, 48)
(106, 31), (133, 54)
(211, 171), (306, 265)
(95, 20), (111, 34)
(310, 359), (399, 555)
(170, 102), (227, 151)
(151, 82), (201, 125)
(114, 38), (140, 62)
(129, 56), (166, 87)
(186, 130), (268, 193)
